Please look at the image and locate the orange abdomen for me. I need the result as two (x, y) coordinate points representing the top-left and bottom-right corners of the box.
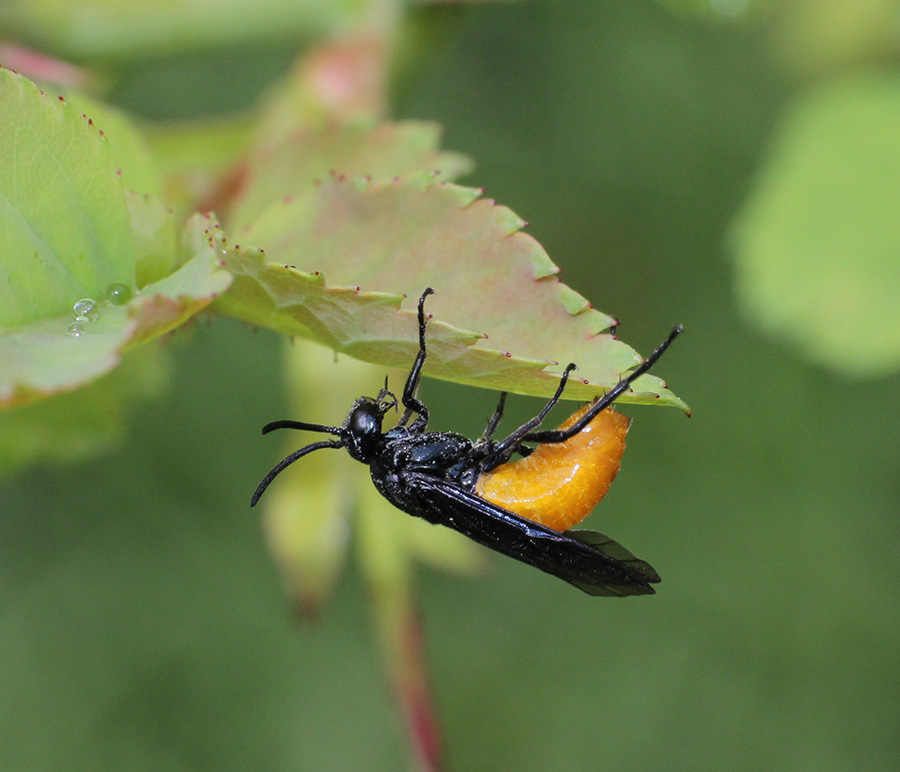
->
(474, 400), (631, 532)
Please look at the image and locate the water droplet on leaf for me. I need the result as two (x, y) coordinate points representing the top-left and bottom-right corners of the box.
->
(73, 298), (99, 322)
(103, 282), (132, 306)
(67, 322), (86, 338)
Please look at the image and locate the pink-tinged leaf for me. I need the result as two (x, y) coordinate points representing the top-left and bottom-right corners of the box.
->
(0, 43), (92, 89)
(251, 33), (391, 144)
(220, 174), (687, 409)
(0, 70), (229, 409)
(230, 120), (472, 231)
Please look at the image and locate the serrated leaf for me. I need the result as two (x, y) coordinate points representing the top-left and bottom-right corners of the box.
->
(127, 214), (233, 343)
(0, 67), (135, 328)
(0, 70), (231, 408)
(61, 90), (163, 198)
(0, 215), (231, 408)
(230, 120), (473, 231)
(731, 75), (900, 378)
(220, 174), (686, 408)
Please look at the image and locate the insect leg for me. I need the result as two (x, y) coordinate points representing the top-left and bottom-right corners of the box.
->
(524, 324), (683, 444)
(397, 288), (434, 431)
(481, 391), (508, 442)
(481, 363), (577, 469)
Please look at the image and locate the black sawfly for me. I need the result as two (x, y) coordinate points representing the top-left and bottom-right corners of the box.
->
(252, 288), (682, 596)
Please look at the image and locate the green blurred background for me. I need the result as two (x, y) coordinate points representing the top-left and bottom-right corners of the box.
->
(2, 1), (899, 770)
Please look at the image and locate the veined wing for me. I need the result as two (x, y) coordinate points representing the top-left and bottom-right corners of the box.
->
(405, 473), (660, 597)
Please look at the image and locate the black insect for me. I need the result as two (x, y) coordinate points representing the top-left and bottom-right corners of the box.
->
(252, 289), (682, 596)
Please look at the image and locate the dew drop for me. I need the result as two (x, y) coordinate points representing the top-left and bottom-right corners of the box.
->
(73, 297), (99, 322)
(103, 282), (132, 306)
(68, 322), (86, 338)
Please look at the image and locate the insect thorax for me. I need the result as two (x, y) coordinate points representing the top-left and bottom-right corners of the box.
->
(378, 430), (474, 474)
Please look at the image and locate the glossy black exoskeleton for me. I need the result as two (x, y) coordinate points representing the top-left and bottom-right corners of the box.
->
(252, 289), (682, 596)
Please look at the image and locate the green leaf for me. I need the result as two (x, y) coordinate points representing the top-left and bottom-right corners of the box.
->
(0, 215), (231, 408)
(0, 70), (233, 408)
(61, 90), (163, 198)
(230, 120), (473, 231)
(218, 174), (687, 408)
(0, 67), (135, 328)
(127, 191), (178, 287)
(731, 74), (900, 378)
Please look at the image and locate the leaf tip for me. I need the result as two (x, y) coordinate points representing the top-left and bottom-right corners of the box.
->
(556, 285), (592, 315)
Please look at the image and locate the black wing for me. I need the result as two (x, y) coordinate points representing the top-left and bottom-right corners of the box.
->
(405, 473), (661, 597)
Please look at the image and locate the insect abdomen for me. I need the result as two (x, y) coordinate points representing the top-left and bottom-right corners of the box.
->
(474, 400), (631, 531)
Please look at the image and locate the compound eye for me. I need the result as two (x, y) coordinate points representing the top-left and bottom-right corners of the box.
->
(349, 401), (381, 437)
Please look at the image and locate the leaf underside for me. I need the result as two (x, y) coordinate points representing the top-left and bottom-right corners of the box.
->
(218, 174), (687, 408)
(0, 68), (685, 412)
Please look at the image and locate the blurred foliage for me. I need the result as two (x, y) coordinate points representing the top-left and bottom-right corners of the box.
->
(769, 0), (900, 78)
(1, 1), (900, 771)
(654, 0), (773, 21)
(0, 0), (361, 59)
(731, 74), (900, 377)
(0, 345), (168, 471)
